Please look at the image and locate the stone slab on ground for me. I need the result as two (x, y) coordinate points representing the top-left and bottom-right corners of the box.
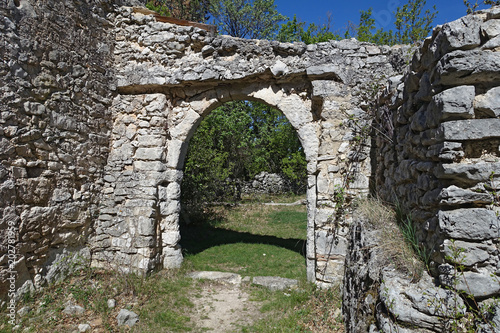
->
(187, 271), (243, 285)
(252, 276), (299, 291)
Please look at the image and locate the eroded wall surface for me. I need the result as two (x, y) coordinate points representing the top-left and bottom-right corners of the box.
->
(2, 2), (499, 322)
(94, 7), (408, 287)
(344, 8), (500, 332)
(0, 0), (120, 300)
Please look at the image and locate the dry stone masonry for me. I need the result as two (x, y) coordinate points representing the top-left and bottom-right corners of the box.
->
(1, 0), (500, 331)
(345, 8), (500, 332)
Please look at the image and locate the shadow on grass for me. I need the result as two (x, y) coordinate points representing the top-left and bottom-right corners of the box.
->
(180, 222), (306, 258)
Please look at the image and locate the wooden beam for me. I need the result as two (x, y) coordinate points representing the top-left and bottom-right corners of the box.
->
(132, 7), (217, 36)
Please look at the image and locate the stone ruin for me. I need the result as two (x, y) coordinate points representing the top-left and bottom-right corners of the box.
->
(1, 0), (500, 331)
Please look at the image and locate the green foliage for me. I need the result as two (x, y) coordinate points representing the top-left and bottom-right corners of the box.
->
(394, 0), (437, 44)
(355, 0), (437, 45)
(356, 8), (394, 45)
(145, 0), (211, 22)
(277, 15), (341, 44)
(463, 0), (481, 13)
(209, 0), (287, 39)
(182, 101), (306, 205)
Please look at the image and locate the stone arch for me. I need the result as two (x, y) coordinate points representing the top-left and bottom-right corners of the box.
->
(163, 82), (319, 281)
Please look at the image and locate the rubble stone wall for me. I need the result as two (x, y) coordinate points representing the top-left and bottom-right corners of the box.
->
(0, 0), (122, 301)
(94, 6), (409, 287)
(343, 8), (500, 332)
(2, 1), (499, 320)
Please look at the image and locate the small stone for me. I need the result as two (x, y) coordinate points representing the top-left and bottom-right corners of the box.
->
(78, 323), (91, 332)
(107, 299), (116, 309)
(62, 303), (85, 315)
(252, 276), (298, 291)
(117, 309), (139, 327)
(17, 306), (31, 317)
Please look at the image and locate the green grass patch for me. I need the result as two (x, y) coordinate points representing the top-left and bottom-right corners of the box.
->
(185, 243), (306, 279)
(181, 200), (307, 279)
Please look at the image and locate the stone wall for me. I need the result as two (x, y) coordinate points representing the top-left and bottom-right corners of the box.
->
(94, 6), (409, 286)
(240, 172), (303, 195)
(0, 0), (123, 301)
(2, 0), (499, 318)
(344, 7), (500, 332)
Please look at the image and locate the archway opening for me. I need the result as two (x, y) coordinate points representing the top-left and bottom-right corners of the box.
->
(179, 100), (308, 280)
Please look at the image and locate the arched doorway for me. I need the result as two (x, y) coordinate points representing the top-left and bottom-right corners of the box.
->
(160, 82), (319, 281)
(179, 98), (308, 279)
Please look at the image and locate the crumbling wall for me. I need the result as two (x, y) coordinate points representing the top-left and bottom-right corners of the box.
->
(98, 7), (409, 286)
(345, 7), (500, 332)
(0, 0), (120, 302)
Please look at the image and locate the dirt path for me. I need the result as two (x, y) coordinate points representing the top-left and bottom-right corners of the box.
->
(190, 283), (264, 332)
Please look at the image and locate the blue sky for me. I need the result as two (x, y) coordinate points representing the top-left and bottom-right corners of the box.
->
(273, 0), (492, 34)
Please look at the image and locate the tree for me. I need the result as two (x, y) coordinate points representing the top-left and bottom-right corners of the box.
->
(182, 101), (307, 205)
(464, 0), (500, 13)
(393, 0), (437, 44)
(277, 14), (341, 44)
(209, 0), (287, 39)
(356, 9), (394, 45)
(355, 0), (437, 45)
(145, 0), (211, 22)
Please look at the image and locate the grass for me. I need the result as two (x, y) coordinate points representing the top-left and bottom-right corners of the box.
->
(0, 194), (344, 332)
(355, 197), (426, 281)
(181, 200), (307, 279)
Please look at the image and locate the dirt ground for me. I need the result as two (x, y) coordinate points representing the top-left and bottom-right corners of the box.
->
(190, 283), (264, 332)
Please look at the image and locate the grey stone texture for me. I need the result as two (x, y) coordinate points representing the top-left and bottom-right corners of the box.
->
(1, 1), (500, 330)
(117, 308), (139, 327)
(370, 7), (500, 332)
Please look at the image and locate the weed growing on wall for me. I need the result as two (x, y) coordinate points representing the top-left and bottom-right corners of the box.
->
(441, 240), (498, 332)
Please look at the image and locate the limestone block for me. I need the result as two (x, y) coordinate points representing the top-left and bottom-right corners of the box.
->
(270, 60), (288, 77)
(159, 200), (181, 216)
(380, 271), (465, 330)
(316, 171), (329, 194)
(250, 85), (284, 107)
(474, 87), (500, 117)
(438, 208), (499, 240)
(162, 247), (183, 268)
(162, 230), (180, 246)
(442, 239), (490, 266)
(134, 147), (164, 160)
(23, 101), (46, 115)
(277, 94), (312, 130)
(109, 143), (135, 161)
(315, 208), (335, 227)
(429, 85), (475, 121)
(165, 139), (188, 169)
(133, 161), (166, 172)
(306, 64), (346, 82)
(315, 230), (347, 257)
(137, 216), (155, 236)
(430, 16), (481, 63)
(440, 265), (500, 298)
(169, 108), (200, 141)
(434, 161), (500, 186)
(434, 50), (500, 85)
(137, 135), (165, 147)
(439, 185), (493, 205)
(315, 258), (344, 283)
(297, 123), (319, 161)
(481, 19), (500, 39)
(438, 119), (500, 141)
